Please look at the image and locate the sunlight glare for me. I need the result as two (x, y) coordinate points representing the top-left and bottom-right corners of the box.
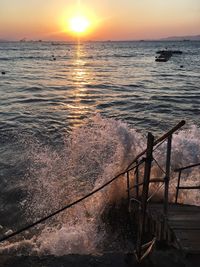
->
(69, 15), (90, 34)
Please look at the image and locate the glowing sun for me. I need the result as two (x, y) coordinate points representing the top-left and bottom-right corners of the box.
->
(69, 16), (90, 34)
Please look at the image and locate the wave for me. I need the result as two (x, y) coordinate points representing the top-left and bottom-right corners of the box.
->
(0, 56), (53, 61)
(0, 116), (199, 255)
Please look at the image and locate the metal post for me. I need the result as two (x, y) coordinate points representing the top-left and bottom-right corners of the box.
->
(127, 171), (130, 209)
(136, 132), (154, 260)
(175, 170), (182, 203)
(164, 135), (172, 217)
(135, 160), (139, 199)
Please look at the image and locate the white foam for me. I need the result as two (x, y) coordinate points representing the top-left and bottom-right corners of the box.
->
(0, 117), (199, 255)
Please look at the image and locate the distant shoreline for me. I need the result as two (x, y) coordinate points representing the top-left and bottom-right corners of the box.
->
(1, 34), (200, 43)
(0, 39), (200, 43)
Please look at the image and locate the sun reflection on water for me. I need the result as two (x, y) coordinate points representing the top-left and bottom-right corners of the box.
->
(64, 42), (95, 127)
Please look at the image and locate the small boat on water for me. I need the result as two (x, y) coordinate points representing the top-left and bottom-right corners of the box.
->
(155, 51), (172, 62)
(155, 50), (182, 62)
(156, 50), (182, 55)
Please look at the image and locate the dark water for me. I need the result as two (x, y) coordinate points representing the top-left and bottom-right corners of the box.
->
(0, 41), (199, 255)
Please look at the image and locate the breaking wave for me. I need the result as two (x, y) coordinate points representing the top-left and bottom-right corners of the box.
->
(0, 116), (199, 255)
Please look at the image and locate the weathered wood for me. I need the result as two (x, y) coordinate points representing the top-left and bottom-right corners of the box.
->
(145, 203), (200, 255)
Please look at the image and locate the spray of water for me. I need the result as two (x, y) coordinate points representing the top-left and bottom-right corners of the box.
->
(0, 116), (199, 255)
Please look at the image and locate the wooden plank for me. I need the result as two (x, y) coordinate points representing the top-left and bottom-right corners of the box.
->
(148, 203), (200, 210)
(169, 221), (200, 230)
(132, 200), (200, 255)
(168, 215), (200, 221)
(174, 230), (200, 240)
(144, 203), (200, 255)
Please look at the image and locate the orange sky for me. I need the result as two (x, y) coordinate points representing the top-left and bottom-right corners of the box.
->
(0, 0), (199, 41)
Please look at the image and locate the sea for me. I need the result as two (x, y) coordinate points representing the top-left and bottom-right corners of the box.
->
(0, 41), (199, 256)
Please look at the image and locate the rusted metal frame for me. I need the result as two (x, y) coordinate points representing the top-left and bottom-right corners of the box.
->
(174, 162), (200, 172)
(128, 178), (164, 191)
(135, 160), (139, 198)
(175, 170), (182, 203)
(153, 121), (184, 147)
(127, 171), (131, 210)
(177, 185), (200, 190)
(126, 120), (185, 171)
(136, 132), (154, 260)
(164, 135), (172, 217)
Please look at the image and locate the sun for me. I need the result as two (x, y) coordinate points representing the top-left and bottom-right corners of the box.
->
(69, 15), (90, 34)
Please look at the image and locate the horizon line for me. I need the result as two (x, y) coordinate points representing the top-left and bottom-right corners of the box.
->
(1, 33), (200, 43)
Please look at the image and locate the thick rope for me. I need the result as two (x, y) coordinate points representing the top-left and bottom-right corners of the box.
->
(0, 163), (139, 243)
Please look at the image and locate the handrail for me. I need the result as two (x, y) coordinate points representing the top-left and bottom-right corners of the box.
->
(174, 162), (200, 172)
(178, 185), (200, 190)
(126, 121), (186, 261)
(175, 162), (200, 203)
(126, 120), (185, 171)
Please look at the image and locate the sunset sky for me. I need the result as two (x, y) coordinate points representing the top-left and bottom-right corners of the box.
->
(0, 0), (200, 41)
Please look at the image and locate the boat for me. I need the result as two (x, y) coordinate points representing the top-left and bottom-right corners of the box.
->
(155, 51), (173, 62)
(155, 50), (182, 62)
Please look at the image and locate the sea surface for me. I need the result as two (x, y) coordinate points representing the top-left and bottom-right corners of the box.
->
(0, 41), (200, 255)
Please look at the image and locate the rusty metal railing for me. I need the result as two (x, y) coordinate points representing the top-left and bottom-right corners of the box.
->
(174, 163), (200, 203)
(126, 120), (185, 262)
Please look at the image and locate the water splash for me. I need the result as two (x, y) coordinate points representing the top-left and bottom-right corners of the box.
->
(0, 117), (199, 255)
(149, 125), (200, 205)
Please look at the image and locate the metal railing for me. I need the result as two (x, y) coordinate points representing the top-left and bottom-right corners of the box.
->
(126, 120), (185, 215)
(174, 163), (200, 203)
(125, 120), (186, 261)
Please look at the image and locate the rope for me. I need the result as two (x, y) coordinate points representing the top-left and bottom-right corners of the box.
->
(152, 157), (166, 175)
(153, 137), (167, 152)
(0, 163), (139, 243)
